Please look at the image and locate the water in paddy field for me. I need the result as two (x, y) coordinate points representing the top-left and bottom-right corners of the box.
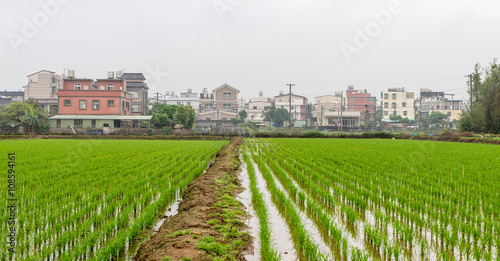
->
(250, 156), (298, 261)
(238, 154), (261, 261)
(117, 193), (182, 261)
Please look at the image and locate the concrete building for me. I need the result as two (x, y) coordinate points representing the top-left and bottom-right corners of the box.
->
(49, 70), (150, 132)
(123, 73), (149, 115)
(345, 86), (377, 121)
(274, 92), (308, 127)
(381, 87), (415, 121)
(198, 84), (239, 121)
(313, 94), (360, 127)
(247, 92), (272, 123)
(0, 91), (24, 107)
(416, 89), (463, 121)
(23, 70), (62, 113)
(165, 89), (200, 114)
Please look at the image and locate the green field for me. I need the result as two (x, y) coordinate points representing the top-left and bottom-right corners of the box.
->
(0, 139), (228, 260)
(244, 138), (500, 261)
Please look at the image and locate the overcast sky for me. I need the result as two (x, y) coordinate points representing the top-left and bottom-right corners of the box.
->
(2, 0), (499, 102)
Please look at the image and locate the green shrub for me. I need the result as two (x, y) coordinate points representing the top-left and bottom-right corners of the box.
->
(162, 126), (173, 135)
(146, 127), (154, 135)
(303, 131), (326, 138)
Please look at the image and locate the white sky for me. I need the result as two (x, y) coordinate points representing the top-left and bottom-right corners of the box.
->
(2, 0), (499, 102)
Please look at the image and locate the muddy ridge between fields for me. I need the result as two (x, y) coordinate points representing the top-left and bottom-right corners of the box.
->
(134, 137), (249, 261)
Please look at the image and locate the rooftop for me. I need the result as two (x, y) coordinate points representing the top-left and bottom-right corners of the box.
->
(123, 73), (146, 81)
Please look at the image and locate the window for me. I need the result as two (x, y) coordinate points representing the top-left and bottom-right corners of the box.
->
(92, 100), (99, 110)
(74, 83), (81, 90)
(79, 100), (86, 110)
(384, 102), (388, 108)
(402, 102), (407, 107)
(392, 93), (396, 99)
(107, 84), (114, 90)
(74, 119), (83, 126)
(205, 104), (213, 109)
(403, 111), (407, 116)
(108, 100), (114, 107)
(177, 102), (182, 105)
(436, 105), (440, 109)
(103, 123), (109, 127)
(91, 120), (96, 128)
(368, 97), (376, 102)
(93, 85), (97, 90)
(187, 102), (191, 106)
(393, 111), (397, 115)
(384, 93), (388, 99)
(350, 106), (354, 110)
(223, 92), (231, 98)
(223, 104), (231, 109)
(132, 105), (139, 112)
(83, 85), (88, 90)
(56, 119), (61, 128)
(392, 102), (396, 109)
(349, 97), (354, 102)
(126, 102), (130, 110)
(64, 100), (71, 106)
(52, 86), (57, 92)
(100, 86), (105, 90)
(384, 111), (388, 116)
(129, 92), (139, 98)
(253, 106), (257, 109)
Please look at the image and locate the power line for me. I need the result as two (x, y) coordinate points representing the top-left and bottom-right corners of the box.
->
(296, 77), (465, 87)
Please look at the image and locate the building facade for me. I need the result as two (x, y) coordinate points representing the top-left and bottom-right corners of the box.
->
(247, 92), (272, 123)
(313, 94), (360, 126)
(0, 91), (24, 107)
(198, 84), (239, 121)
(123, 73), (149, 115)
(381, 87), (415, 120)
(345, 86), (377, 121)
(274, 92), (308, 124)
(24, 70), (62, 112)
(416, 89), (463, 121)
(165, 89), (200, 114)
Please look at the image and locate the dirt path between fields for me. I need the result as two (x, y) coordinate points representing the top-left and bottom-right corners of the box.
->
(134, 137), (250, 261)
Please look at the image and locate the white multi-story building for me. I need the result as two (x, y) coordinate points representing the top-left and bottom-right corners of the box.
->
(381, 87), (415, 120)
(247, 92), (272, 123)
(165, 89), (200, 114)
(23, 70), (62, 112)
(274, 92), (308, 127)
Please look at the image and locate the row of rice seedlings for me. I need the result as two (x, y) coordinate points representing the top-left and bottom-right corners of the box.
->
(242, 143), (280, 261)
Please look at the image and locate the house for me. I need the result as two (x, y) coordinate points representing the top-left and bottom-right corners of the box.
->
(0, 91), (24, 107)
(415, 89), (462, 121)
(313, 94), (360, 127)
(165, 89), (200, 114)
(381, 87), (415, 121)
(274, 92), (308, 127)
(123, 73), (149, 116)
(23, 70), (62, 113)
(247, 92), (272, 123)
(345, 86), (377, 121)
(49, 70), (150, 133)
(198, 84), (239, 121)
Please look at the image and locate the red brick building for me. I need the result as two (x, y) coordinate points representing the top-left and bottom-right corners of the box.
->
(345, 86), (377, 121)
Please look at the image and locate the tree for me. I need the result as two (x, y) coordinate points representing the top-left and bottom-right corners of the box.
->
(461, 59), (500, 133)
(148, 103), (178, 119)
(19, 107), (48, 134)
(151, 113), (172, 128)
(428, 111), (449, 125)
(263, 106), (289, 127)
(238, 110), (247, 121)
(173, 105), (196, 129)
(0, 99), (40, 125)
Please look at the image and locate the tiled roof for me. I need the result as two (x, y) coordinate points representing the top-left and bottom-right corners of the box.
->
(123, 73), (146, 81)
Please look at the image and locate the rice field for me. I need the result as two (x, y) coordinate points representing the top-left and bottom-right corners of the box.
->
(0, 139), (228, 260)
(243, 138), (500, 261)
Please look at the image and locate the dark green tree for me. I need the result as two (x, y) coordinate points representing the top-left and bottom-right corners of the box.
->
(151, 113), (172, 128)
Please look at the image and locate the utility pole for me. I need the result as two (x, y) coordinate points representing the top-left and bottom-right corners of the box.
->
(155, 92), (160, 113)
(287, 83), (295, 135)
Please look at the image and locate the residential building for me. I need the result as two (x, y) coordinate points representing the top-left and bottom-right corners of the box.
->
(247, 92), (272, 123)
(165, 89), (200, 114)
(0, 91), (24, 107)
(274, 92), (308, 127)
(345, 86), (377, 121)
(123, 73), (149, 115)
(198, 84), (239, 121)
(23, 70), (62, 112)
(415, 89), (463, 121)
(49, 70), (150, 131)
(313, 94), (360, 127)
(381, 87), (415, 120)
